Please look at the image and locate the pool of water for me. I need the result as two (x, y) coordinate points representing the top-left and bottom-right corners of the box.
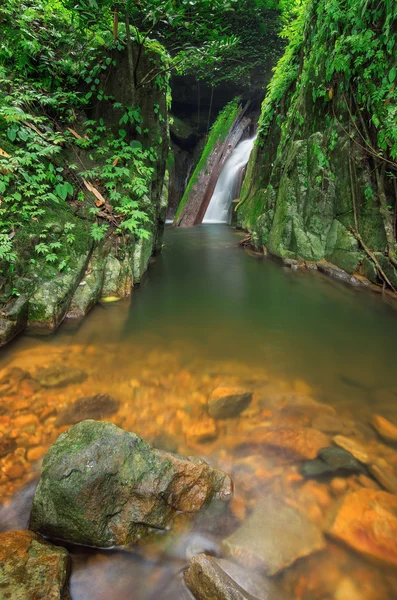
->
(1, 224), (397, 599)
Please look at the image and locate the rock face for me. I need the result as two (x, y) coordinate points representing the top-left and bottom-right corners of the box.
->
(184, 554), (285, 600)
(0, 530), (70, 600)
(327, 489), (397, 567)
(222, 496), (325, 575)
(208, 387), (253, 419)
(29, 420), (233, 547)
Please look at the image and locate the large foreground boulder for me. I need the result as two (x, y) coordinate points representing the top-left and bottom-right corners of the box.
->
(0, 530), (70, 600)
(29, 420), (232, 547)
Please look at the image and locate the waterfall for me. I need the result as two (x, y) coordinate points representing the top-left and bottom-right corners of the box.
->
(203, 135), (257, 224)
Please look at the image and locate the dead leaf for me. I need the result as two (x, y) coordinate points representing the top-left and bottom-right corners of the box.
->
(0, 148), (10, 158)
(67, 127), (83, 140)
(83, 178), (106, 207)
(113, 157), (119, 167)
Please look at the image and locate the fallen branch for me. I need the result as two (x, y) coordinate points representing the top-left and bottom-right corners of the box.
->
(349, 227), (397, 293)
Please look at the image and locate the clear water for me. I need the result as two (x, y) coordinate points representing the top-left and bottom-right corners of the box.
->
(1, 224), (397, 599)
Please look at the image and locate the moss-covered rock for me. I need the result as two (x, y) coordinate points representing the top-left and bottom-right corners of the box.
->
(29, 420), (233, 547)
(0, 530), (70, 600)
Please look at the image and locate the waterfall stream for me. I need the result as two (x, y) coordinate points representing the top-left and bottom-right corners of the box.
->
(203, 135), (256, 224)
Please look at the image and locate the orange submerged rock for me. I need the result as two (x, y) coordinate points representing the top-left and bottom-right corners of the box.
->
(327, 489), (397, 568)
(243, 427), (330, 460)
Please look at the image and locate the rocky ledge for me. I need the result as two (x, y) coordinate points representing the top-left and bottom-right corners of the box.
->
(29, 420), (233, 547)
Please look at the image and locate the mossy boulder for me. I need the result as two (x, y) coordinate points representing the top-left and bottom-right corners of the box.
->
(0, 530), (70, 600)
(29, 420), (233, 547)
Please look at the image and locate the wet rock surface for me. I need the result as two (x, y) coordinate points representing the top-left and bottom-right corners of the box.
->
(208, 386), (253, 419)
(184, 553), (285, 600)
(327, 489), (397, 567)
(241, 427), (330, 460)
(0, 529), (70, 599)
(222, 495), (325, 575)
(29, 420), (233, 547)
(371, 415), (397, 444)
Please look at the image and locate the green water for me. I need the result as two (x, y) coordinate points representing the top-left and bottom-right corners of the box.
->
(1, 224), (397, 599)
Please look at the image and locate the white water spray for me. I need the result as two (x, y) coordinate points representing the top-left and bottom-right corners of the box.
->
(203, 135), (256, 224)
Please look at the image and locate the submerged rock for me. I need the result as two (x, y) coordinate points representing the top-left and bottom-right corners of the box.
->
(371, 414), (397, 444)
(327, 489), (397, 567)
(36, 365), (87, 388)
(300, 447), (365, 479)
(368, 464), (397, 494)
(208, 386), (253, 419)
(0, 530), (70, 600)
(55, 393), (119, 426)
(29, 420), (232, 547)
(241, 427), (329, 460)
(332, 435), (370, 464)
(184, 553), (285, 600)
(222, 495), (325, 575)
(0, 366), (29, 397)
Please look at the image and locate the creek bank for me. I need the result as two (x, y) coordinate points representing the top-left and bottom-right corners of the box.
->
(0, 530), (70, 600)
(29, 420), (233, 547)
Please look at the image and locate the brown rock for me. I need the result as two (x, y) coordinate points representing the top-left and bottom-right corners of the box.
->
(222, 495), (325, 575)
(327, 489), (397, 567)
(330, 477), (348, 495)
(0, 530), (70, 599)
(208, 387), (253, 419)
(187, 417), (218, 444)
(368, 464), (397, 494)
(333, 435), (370, 464)
(371, 415), (397, 444)
(242, 427), (329, 460)
(184, 554), (286, 600)
(0, 436), (16, 458)
(27, 446), (48, 463)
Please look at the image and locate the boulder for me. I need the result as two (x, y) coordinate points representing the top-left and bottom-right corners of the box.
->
(208, 387), (253, 419)
(327, 489), (397, 567)
(300, 447), (365, 479)
(29, 420), (232, 547)
(55, 393), (119, 426)
(36, 365), (87, 388)
(0, 530), (70, 600)
(222, 495), (325, 575)
(371, 415), (397, 444)
(239, 427), (329, 461)
(184, 553), (285, 600)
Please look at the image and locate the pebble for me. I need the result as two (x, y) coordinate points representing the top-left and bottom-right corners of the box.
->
(371, 414), (397, 444)
(333, 435), (370, 464)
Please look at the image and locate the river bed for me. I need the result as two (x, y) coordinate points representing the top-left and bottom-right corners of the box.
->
(1, 224), (397, 599)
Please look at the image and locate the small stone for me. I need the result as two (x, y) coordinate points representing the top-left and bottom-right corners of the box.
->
(184, 554), (285, 600)
(311, 414), (345, 434)
(36, 365), (87, 388)
(300, 447), (365, 479)
(333, 435), (370, 464)
(0, 530), (70, 599)
(4, 462), (26, 480)
(55, 393), (119, 426)
(27, 446), (48, 463)
(330, 477), (348, 495)
(368, 464), (397, 494)
(222, 495), (325, 575)
(13, 414), (40, 428)
(187, 418), (218, 443)
(371, 414), (397, 444)
(327, 489), (397, 568)
(0, 436), (16, 458)
(208, 387), (253, 419)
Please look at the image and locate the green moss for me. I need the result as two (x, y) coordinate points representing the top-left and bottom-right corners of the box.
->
(174, 98), (241, 220)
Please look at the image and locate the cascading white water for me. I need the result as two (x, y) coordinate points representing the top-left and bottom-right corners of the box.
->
(203, 135), (257, 224)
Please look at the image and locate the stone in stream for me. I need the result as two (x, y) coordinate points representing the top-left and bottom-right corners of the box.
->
(55, 393), (119, 426)
(0, 366), (29, 397)
(29, 420), (233, 547)
(222, 495), (325, 575)
(36, 365), (87, 388)
(332, 435), (370, 464)
(300, 447), (365, 479)
(327, 489), (397, 568)
(0, 530), (70, 599)
(239, 427), (330, 461)
(184, 554), (286, 600)
(371, 414), (397, 444)
(368, 464), (397, 494)
(208, 386), (253, 419)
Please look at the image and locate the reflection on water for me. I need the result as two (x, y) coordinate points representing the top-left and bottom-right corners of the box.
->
(1, 225), (397, 599)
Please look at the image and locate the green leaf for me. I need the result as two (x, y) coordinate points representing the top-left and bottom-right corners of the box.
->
(389, 67), (396, 83)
